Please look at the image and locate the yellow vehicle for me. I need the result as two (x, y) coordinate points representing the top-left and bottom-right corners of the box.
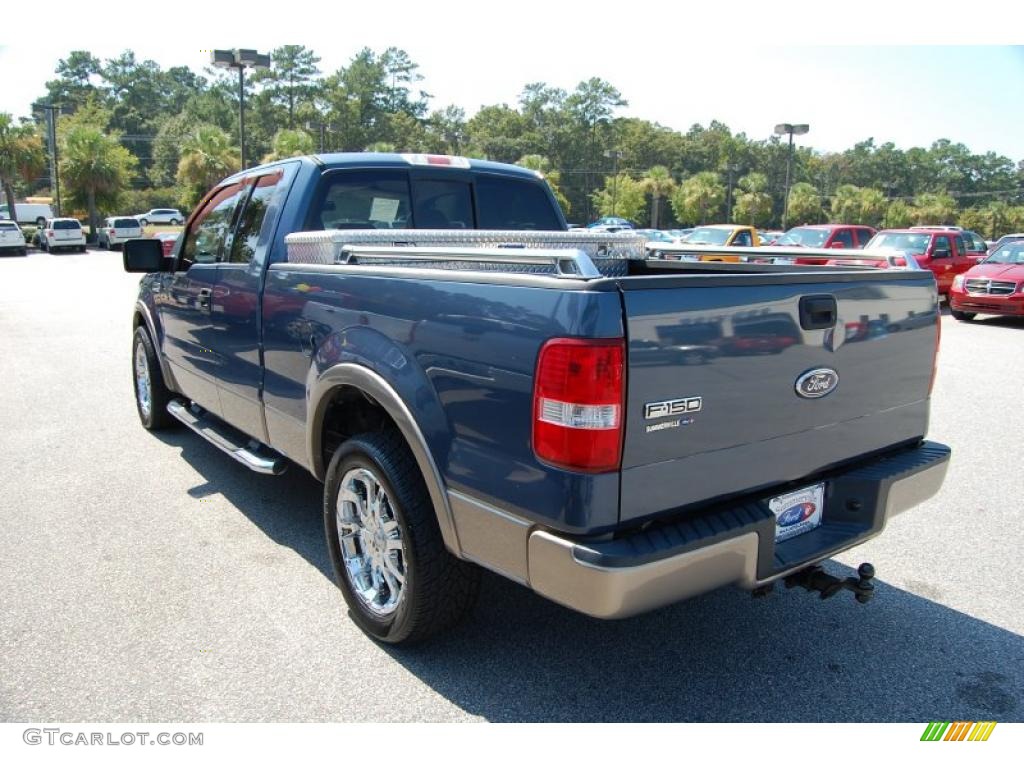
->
(681, 224), (760, 261)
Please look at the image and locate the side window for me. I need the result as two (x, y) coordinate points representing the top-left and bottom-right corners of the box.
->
(229, 172), (282, 264)
(475, 176), (562, 230)
(933, 235), (951, 256)
(855, 229), (873, 247)
(732, 230), (752, 246)
(412, 179), (473, 228)
(180, 183), (243, 269)
(833, 229), (854, 248)
(954, 235), (967, 257)
(309, 170), (411, 230)
(967, 232), (986, 252)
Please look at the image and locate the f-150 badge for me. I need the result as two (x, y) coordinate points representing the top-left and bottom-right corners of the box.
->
(644, 396), (701, 432)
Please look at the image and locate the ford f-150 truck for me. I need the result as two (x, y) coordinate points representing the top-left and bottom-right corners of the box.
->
(123, 152), (950, 644)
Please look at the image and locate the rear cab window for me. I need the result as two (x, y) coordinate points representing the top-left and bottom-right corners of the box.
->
(113, 218), (139, 228)
(54, 220), (81, 230)
(308, 167), (562, 232)
(0, 222), (19, 231)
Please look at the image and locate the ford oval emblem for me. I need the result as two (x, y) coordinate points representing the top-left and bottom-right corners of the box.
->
(795, 368), (839, 399)
(778, 502), (816, 527)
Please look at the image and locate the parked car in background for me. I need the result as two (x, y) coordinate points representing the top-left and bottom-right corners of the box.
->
(865, 228), (977, 298)
(0, 202), (54, 227)
(38, 218), (86, 253)
(633, 228), (677, 243)
(0, 220), (28, 255)
(949, 241), (1024, 321)
(681, 224), (760, 260)
(153, 231), (180, 257)
(776, 224), (876, 250)
(136, 208), (184, 226)
(987, 233), (1024, 255)
(759, 230), (785, 245)
(912, 226), (988, 261)
(587, 216), (635, 232)
(97, 217), (144, 249)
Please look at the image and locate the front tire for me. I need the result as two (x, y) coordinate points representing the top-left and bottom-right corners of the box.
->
(170, 218), (181, 226)
(132, 326), (176, 430)
(139, 218), (149, 227)
(951, 310), (976, 322)
(324, 431), (480, 644)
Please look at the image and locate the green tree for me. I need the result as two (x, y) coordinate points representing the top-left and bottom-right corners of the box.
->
(830, 184), (862, 223)
(252, 45), (322, 128)
(640, 165), (676, 228)
(0, 114), (46, 223)
(786, 182), (823, 225)
(670, 171), (725, 225)
(912, 191), (957, 224)
(40, 51), (104, 112)
(591, 174), (645, 222)
(176, 125), (240, 208)
(857, 188), (888, 228)
(262, 129), (315, 162)
(883, 199), (914, 229)
(517, 155), (570, 216)
(60, 123), (137, 235)
(733, 173), (773, 227)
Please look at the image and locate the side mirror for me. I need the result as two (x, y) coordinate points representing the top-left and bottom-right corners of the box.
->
(123, 238), (167, 273)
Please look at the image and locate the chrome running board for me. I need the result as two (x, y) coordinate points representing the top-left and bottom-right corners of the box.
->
(167, 399), (287, 475)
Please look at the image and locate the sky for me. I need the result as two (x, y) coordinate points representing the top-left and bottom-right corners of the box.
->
(2, 1), (1023, 162)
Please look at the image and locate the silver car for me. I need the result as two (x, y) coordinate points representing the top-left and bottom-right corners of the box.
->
(98, 216), (144, 249)
(136, 208), (184, 226)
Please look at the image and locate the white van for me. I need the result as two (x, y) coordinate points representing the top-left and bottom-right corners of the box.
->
(0, 203), (55, 227)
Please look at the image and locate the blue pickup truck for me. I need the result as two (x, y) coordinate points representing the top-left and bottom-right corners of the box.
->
(124, 152), (950, 643)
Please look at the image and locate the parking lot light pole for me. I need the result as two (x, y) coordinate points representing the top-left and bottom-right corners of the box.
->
(212, 49), (271, 170)
(31, 102), (62, 217)
(774, 123), (809, 230)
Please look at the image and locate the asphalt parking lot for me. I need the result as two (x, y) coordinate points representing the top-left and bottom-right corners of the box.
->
(1, 248), (1021, 722)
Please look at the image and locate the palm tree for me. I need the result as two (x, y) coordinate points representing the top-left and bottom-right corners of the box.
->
(733, 173), (773, 227)
(262, 129), (315, 163)
(670, 172), (724, 225)
(641, 166), (676, 228)
(176, 125), (240, 206)
(0, 113), (45, 223)
(60, 124), (136, 237)
(786, 183), (824, 225)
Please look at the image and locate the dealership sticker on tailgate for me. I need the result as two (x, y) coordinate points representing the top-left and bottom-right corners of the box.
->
(768, 482), (825, 542)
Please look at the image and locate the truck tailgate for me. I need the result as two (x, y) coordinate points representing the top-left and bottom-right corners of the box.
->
(618, 271), (938, 524)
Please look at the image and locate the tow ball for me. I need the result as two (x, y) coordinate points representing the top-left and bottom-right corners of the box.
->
(783, 562), (876, 604)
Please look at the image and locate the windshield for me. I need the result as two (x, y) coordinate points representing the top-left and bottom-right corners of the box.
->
(0, 222), (18, 231)
(684, 227), (732, 245)
(867, 232), (930, 252)
(983, 245), (1024, 265)
(775, 227), (829, 247)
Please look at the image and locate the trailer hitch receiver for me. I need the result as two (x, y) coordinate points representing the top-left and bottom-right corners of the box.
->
(784, 562), (875, 604)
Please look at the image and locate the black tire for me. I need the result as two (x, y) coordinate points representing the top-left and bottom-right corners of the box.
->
(139, 218), (149, 227)
(170, 218), (181, 226)
(324, 430), (480, 644)
(19, 247), (27, 256)
(132, 326), (176, 430)
(951, 310), (976, 322)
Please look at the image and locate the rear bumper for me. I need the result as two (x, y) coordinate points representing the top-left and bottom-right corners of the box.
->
(525, 441), (950, 618)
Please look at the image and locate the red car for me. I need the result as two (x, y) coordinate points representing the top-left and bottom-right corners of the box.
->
(777, 224), (877, 250)
(864, 228), (983, 298)
(949, 241), (1024, 321)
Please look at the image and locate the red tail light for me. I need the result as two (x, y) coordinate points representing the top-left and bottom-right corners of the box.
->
(47, 230), (54, 237)
(108, 228), (116, 235)
(532, 338), (625, 473)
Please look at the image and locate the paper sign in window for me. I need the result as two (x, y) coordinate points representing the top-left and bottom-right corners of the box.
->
(369, 197), (401, 223)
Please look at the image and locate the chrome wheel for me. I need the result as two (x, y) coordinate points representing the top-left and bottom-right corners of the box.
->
(336, 467), (407, 617)
(134, 342), (152, 419)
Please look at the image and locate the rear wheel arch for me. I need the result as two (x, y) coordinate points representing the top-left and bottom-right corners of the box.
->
(308, 364), (461, 557)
